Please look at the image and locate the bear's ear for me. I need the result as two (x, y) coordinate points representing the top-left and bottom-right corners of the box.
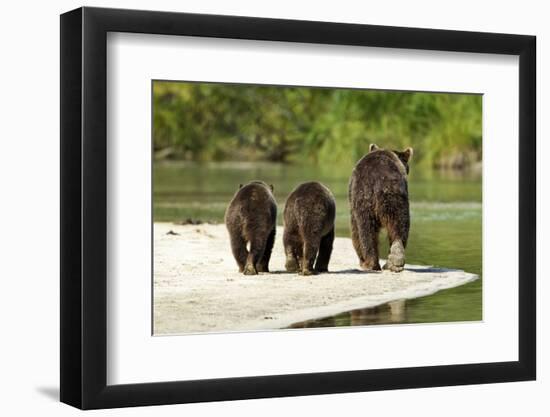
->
(369, 144), (379, 152)
(238, 183), (243, 189)
(269, 184), (274, 192)
(402, 147), (413, 162)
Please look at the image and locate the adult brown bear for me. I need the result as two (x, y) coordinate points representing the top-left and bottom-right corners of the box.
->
(225, 181), (277, 275)
(348, 144), (413, 272)
(283, 181), (336, 275)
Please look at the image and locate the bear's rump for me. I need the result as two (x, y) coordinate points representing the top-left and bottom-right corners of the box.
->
(286, 197), (332, 239)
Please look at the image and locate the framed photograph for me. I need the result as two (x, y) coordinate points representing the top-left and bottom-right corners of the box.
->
(60, 6), (536, 409)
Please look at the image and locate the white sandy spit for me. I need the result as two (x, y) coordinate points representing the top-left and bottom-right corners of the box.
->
(154, 223), (478, 335)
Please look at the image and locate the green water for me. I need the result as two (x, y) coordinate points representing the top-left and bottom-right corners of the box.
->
(154, 161), (482, 326)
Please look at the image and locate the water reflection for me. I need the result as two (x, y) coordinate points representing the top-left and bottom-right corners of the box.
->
(289, 299), (408, 328)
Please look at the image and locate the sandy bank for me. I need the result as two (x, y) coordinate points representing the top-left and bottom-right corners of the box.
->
(154, 223), (478, 334)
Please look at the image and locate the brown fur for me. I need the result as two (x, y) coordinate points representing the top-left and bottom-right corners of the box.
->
(225, 181), (277, 275)
(283, 181), (336, 275)
(348, 144), (413, 272)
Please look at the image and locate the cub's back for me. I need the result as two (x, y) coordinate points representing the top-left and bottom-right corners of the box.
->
(225, 183), (276, 225)
(284, 182), (335, 230)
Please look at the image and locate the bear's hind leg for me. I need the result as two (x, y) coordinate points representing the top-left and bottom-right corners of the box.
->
(383, 209), (409, 272)
(243, 237), (265, 275)
(283, 227), (300, 272)
(383, 239), (405, 272)
(229, 233), (248, 273)
(357, 216), (381, 271)
(257, 228), (275, 273)
(315, 227), (334, 273)
(350, 214), (364, 264)
(301, 236), (321, 276)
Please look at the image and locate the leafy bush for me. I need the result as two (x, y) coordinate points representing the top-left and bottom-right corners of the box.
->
(153, 81), (482, 169)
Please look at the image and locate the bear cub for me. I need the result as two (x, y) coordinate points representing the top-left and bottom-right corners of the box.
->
(225, 180), (277, 275)
(283, 181), (336, 275)
(348, 144), (413, 272)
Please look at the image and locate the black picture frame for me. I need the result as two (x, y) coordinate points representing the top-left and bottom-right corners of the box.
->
(60, 6), (536, 410)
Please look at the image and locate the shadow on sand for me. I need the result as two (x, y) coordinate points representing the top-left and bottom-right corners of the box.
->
(265, 267), (455, 275)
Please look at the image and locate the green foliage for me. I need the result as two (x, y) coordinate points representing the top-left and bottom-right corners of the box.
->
(153, 81), (482, 168)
